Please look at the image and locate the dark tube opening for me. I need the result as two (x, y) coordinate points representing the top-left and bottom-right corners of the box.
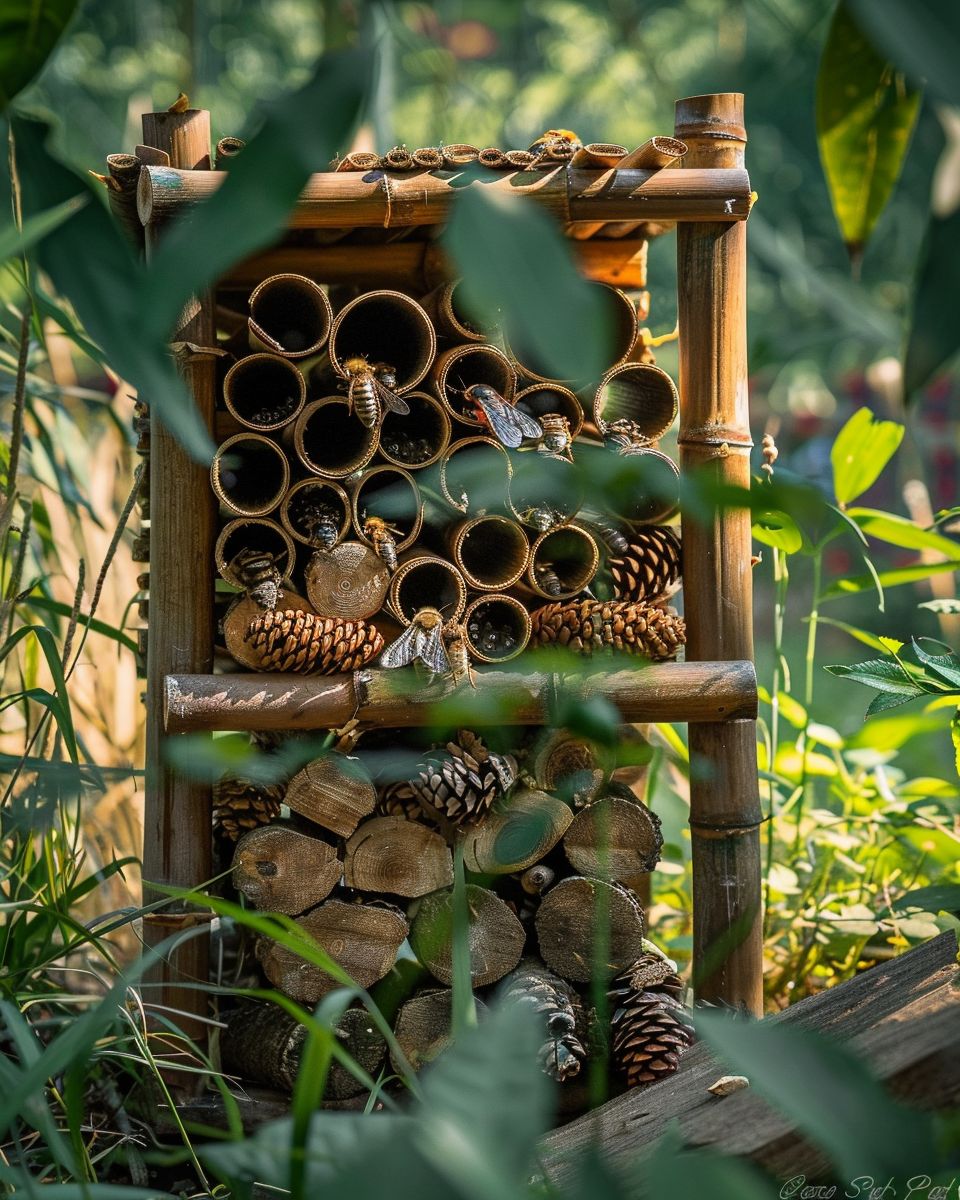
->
(295, 398), (377, 477)
(438, 346), (516, 422)
(514, 384), (583, 436)
(464, 596), (531, 662)
(216, 518), (294, 585)
(456, 517), (528, 589)
(332, 292), (435, 390)
(249, 275), (331, 357)
(224, 354), (305, 429)
(282, 480), (350, 547)
(380, 393), (451, 469)
(212, 436), (288, 515)
(531, 526), (598, 597)
(594, 363), (679, 442)
(353, 468), (422, 546)
(393, 559), (465, 623)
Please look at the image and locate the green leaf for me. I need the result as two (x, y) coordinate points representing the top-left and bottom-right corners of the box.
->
(904, 206), (960, 399)
(0, 0), (78, 109)
(847, 507), (960, 556)
(142, 47), (373, 345)
(443, 183), (614, 383)
(823, 657), (923, 695)
(21, 595), (138, 653)
(830, 407), (904, 505)
(865, 690), (918, 717)
(816, 2), (921, 259)
(893, 884), (960, 914)
(695, 1010), (936, 1179)
(816, 616), (899, 653)
(822, 557), (960, 598)
(952, 706), (960, 780)
(643, 1127), (774, 1200)
(751, 506), (803, 554)
(0, 195), (88, 262)
(848, 0), (960, 108)
(912, 637), (960, 688)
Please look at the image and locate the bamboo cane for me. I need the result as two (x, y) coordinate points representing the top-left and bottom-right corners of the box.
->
(441, 144), (479, 168)
(675, 93), (762, 1015)
(593, 361), (679, 440)
(222, 353), (306, 431)
(214, 136), (245, 168)
(215, 517), (296, 586)
(526, 524), (599, 599)
(388, 555), (467, 625)
(449, 515), (530, 591)
(433, 344), (517, 423)
(333, 151), (380, 172)
(514, 384), (584, 439)
(104, 152), (144, 248)
(351, 465), (424, 552)
(380, 146), (414, 171)
(280, 479), (351, 548)
(597, 136), (690, 239)
(412, 147), (444, 169)
(291, 396), (379, 478)
(210, 433), (290, 517)
(477, 147), (509, 169)
(329, 290), (436, 392)
(462, 593), (532, 663)
(379, 391), (452, 470)
(569, 143), (628, 169)
(247, 273), (333, 358)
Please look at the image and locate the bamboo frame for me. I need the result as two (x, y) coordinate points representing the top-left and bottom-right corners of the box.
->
(136, 92), (760, 1029)
(675, 94), (762, 1015)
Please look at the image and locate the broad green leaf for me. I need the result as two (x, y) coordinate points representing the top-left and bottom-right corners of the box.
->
(893, 884), (960, 914)
(905, 206), (960, 399)
(643, 1127), (774, 1200)
(444, 183), (613, 383)
(695, 1010), (936, 1179)
(823, 657), (922, 694)
(849, 0), (960, 108)
(816, 2), (920, 259)
(0, 195), (87, 262)
(751, 506), (803, 554)
(848, 507), (960, 557)
(847, 711), (947, 749)
(0, 0), (78, 109)
(912, 637), (960, 688)
(823, 558), (960, 598)
(866, 690), (920, 717)
(143, 47), (372, 344)
(830, 407), (904, 506)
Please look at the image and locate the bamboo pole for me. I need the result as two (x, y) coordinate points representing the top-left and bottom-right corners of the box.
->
(137, 165), (752, 230)
(221, 238), (650, 292)
(164, 660), (758, 733)
(139, 107), (214, 1049)
(104, 152), (145, 249)
(675, 94), (762, 1014)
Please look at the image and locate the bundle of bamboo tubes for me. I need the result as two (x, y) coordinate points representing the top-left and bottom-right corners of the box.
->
(139, 134), (693, 1106)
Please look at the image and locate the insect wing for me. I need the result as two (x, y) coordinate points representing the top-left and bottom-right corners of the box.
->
(512, 404), (547, 441)
(416, 621), (451, 675)
(475, 391), (525, 449)
(379, 623), (422, 668)
(375, 379), (410, 416)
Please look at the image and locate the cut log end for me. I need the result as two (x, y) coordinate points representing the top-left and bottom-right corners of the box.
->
(409, 885), (525, 988)
(344, 815), (453, 897)
(232, 824), (341, 915)
(535, 876), (646, 983)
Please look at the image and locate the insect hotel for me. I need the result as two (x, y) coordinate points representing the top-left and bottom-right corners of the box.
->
(123, 92), (759, 1108)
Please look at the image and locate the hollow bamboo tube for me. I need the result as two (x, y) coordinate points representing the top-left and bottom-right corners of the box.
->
(247, 274), (333, 359)
(450, 515), (529, 591)
(381, 146), (414, 171)
(388, 555), (467, 625)
(607, 447), (680, 525)
(351, 465), (423, 552)
(292, 396), (379, 478)
(210, 433), (290, 517)
(675, 93), (761, 1015)
(463, 593), (531, 663)
(570, 143), (628, 168)
(508, 454), (585, 530)
(139, 106), (212, 1048)
(165, 659), (759, 734)
(215, 517), (296, 586)
(441, 144), (479, 167)
(593, 361), (679, 440)
(222, 353), (306, 431)
(478, 147), (509, 168)
(215, 136), (245, 168)
(420, 281), (488, 343)
(223, 239), (650, 292)
(280, 479), (351, 548)
(439, 435), (513, 514)
(379, 392), (451, 470)
(599, 137), (690, 239)
(105, 152), (144, 248)
(137, 165), (753, 230)
(334, 151), (380, 172)
(412, 147), (444, 169)
(329, 290), (436, 392)
(510, 284), (637, 383)
(504, 150), (537, 168)
(433, 344), (517, 424)
(514, 384), (584, 438)
(527, 524), (599, 599)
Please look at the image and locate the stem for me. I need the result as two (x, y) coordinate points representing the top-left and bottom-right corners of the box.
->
(794, 552), (822, 851)
(763, 546), (788, 933)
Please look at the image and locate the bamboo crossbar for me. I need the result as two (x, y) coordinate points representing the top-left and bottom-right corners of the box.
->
(163, 661), (758, 734)
(137, 165), (752, 229)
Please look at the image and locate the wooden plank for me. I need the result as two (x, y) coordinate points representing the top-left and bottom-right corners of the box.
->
(163, 660), (759, 734)
(675, 93), (763, 1013)
(540, 932), (960, 1183)
(137, 165), (753, 230)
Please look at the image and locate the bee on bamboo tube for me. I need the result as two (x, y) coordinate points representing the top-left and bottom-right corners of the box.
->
(517, 505), (565, 533)
(603, 417), (650, 453)
(462, 384), (543, 450)
(537, 412), (574, 463)
(533, 561), (564, 597)
(229, 548), (283, 609)
(362, 514), (401, 573)
(579, 511), (630, 555)
(341, 356), (410, 430)
(379, 607), (475, 688)
(301, 503), (340, 551)
(443, 620), (476, 689)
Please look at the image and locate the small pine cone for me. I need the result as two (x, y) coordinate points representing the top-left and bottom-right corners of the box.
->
(530, 599), (685, 661)
(410, 729), (517, 827)
(609, 988), (695, 1089)
(244, 608), (383, 674)
(598, 527), (682, 604)
(377, 781), (424, 822)
(213, 778), (284, 842)
(609, 945), (685, 1006)
(502, 963), (586, 1082)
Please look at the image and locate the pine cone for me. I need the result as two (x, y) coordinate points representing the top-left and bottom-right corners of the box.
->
(502, 963), (586, 1082)
(377, 781), (425, 822)
(597, 527), (682, 604)
(213, 778), (284, 842)
(530, 599), (685, 661)
(244, 608), (383, 674)
(608, 947), (693, 1089)
(410, 729), (517, 827)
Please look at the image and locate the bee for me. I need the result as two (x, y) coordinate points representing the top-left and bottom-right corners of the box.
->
(604, 417), (649, 454)
(463, 384), (543, 449)
(300, 502), (340, 550)
(379, 606), (450, 677)
(229, 547), (282, 609)
(341, 356), (410, 430)
(580, 511), (629, 555)
(528, 128), (582, 153)
(443, 619), (476, 689)
(533, 561), (564, 597)
(363, 514), (401, 573)
(537, 412), (574, 463)
(518, 505), (564, 533)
